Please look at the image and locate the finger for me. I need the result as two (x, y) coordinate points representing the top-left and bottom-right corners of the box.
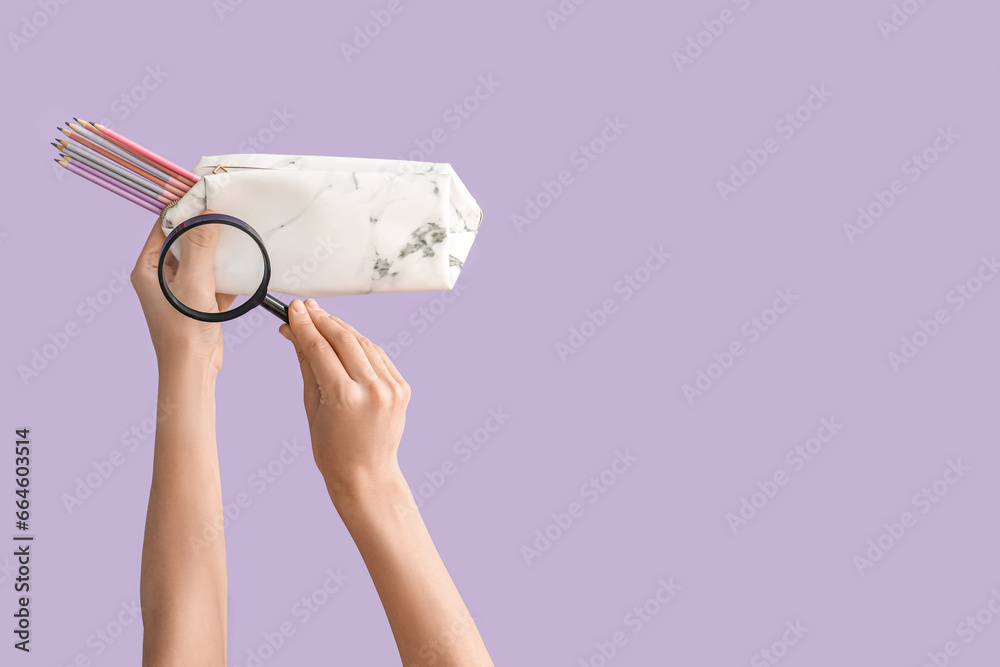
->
(304, 300), (377, 383)
(323, 311), (392, 382)
(279, 322), (319, 411)
(170, 209), (219, 292)
(287, 299), (351, 389)
(162, 249), (179, 282)
(173, 219), (221, 293)
(375, 344), (407, 386)
(134, 215), (168, 275)
(217, 293), (237, 311)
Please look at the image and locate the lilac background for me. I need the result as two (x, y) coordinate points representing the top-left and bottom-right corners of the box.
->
(3, 0), (1000, 665)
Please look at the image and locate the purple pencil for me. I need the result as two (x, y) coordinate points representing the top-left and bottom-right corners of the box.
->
(69, 159), (165, 209)
(57, 159), (161, 214)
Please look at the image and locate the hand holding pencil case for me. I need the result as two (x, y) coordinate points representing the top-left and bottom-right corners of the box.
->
(160, 153), (484, 298)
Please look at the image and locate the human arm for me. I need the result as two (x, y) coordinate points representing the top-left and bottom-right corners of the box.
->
(130, 214), (235, 666)
(279, 298), (494, 666)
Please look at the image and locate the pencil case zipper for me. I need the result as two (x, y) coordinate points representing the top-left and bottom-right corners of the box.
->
(205, 164), (279, 174)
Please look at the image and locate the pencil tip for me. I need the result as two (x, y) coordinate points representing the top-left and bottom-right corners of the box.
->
(74, 117), (85, 124)
(59, 127), (71, 136)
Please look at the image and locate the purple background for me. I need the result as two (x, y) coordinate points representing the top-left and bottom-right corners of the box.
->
(3, 0), (1000, 665)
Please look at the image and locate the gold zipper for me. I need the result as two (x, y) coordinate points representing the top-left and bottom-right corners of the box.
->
(208, 164), (277, 174)
(157, 198), (180, 228)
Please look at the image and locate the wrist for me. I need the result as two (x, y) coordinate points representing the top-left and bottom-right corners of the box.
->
(157, 354), (220, 385)
(325, 463), (410, 517)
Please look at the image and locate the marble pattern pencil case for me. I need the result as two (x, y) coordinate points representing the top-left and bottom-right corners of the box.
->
(160, 153), (483, 297)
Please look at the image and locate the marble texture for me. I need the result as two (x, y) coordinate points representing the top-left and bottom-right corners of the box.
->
(161, 153), (483, 297)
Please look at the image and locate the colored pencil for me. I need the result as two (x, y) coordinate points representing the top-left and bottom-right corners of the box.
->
(78, 118), (195, 189)
(59, 127), (189, 194)
(52, 117), (199, 214)
(70, 159), (164, 210)
(90, 121), (199, 185)
(62, 154), (173, 205)
(56, 132), (187, 198)
(58, 142), (174, 203)
(68, 122), (175, 184)
(57, 141), (162, 199)
(57, 159), (161, 213)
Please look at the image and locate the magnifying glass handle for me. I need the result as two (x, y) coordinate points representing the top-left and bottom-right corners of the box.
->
(261, 294), (290, 323)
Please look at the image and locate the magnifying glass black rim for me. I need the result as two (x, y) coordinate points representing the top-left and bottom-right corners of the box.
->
(157, 213), (271, 323)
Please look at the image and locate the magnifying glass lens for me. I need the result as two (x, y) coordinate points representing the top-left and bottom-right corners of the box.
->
(158, 216), (284, 323)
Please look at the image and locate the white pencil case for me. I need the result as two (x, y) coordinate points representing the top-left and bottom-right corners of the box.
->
(160, 153), (483, 297)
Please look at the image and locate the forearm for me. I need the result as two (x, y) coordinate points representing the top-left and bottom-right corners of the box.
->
(331, 469), (493, 667)
(140, 361), (226, 665)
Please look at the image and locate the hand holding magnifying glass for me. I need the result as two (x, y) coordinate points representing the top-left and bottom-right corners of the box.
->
(158, 212), (290, 324)
(131, 211), (242, 373)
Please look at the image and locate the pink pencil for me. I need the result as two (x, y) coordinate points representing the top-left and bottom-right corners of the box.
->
(91, 122), (199, 185)
(58, 159), (161, 214)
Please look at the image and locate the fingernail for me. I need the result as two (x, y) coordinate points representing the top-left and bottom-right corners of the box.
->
(291, 300), (305, 314)
(306, 298), (319, 310)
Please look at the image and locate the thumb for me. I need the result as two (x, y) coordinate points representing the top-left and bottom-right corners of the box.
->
(173, 215), (221, 294)
(279, 321), (319, 411)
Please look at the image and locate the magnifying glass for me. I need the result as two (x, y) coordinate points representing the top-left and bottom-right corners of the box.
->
(157, 213), (290, 323)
